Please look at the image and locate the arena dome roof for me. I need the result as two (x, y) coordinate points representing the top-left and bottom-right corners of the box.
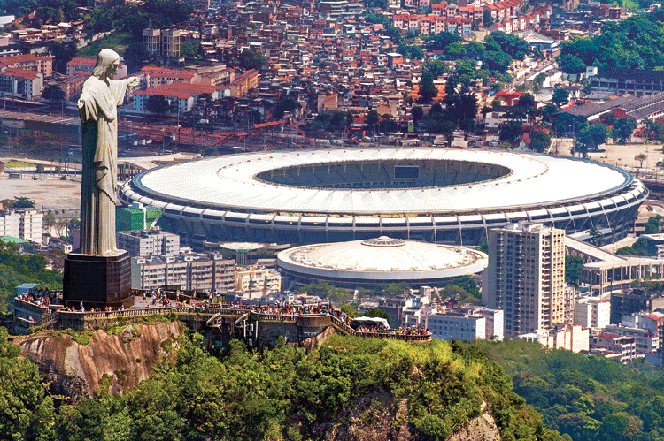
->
(277, 236), (489, 285)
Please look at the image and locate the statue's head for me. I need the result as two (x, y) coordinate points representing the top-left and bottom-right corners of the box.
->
(92, 49), (121, 79)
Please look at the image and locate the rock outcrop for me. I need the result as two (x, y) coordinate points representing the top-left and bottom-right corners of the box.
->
(15, 322), (185, 398)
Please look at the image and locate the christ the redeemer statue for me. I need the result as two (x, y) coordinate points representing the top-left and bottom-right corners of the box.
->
(78, 49), (140, 256)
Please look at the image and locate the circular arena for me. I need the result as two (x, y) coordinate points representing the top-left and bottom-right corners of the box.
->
(119, 148), (647, 248)
(277, 237), (488, 288)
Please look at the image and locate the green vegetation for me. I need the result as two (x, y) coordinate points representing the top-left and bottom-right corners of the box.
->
(438, 32), (530, 82)
(615, 237), (655, 256)
(363, 307), (390, 320)
(470, 338), (664, 441)
(295, 279), (354, 304)
(0, 241), (62, 312)
(565, 255), (584, 285)
(559, 11), (664, 72)
(612, 118), (637, 143)
(0, 331), (564, 441)
(68, 330), (93, 346)
(645, 215), (664, 234)
(76, 32), (134, 58)
(3, 162), (35, 169)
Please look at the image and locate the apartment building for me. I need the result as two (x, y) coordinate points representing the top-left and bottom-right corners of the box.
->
(519, 323), (590, 353)
(403, 305), (503, 340)
(590, 332), (637, 363)
(143, 27), (185, 65)
(131, 252), (235, 292)
(117, 229), (181, 257)
(0, 67), (42, 100)
(574, 296), (611, 329)
(486, 223), (569, 337)
(0, 209), (42, 243)
(234, 267), (282, 294)
(0, 54), (52, 77)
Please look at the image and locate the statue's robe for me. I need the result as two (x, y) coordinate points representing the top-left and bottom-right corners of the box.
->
(78, 76), (128, 256)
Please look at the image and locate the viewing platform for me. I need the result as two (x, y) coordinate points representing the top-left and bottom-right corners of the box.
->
(12, 294), (432, 346)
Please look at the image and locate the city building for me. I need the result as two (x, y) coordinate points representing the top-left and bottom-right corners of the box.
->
(131, 252), (234, 292)
(143, 27), (185, 65)
(234, 267), (282, 295)
(590, 71), (664, 97)
(603, 324), (659, 354)
(486, 223), (570, 337)
(566, 237), (664, 298)
(0, 67), (42, 99)
(0, 208), (42, 243)
(574, 296), (611, 329)
(403, 305), (504, 340)
(0, 54), (51, 77)
(518, 323), (590, 353)
(610, 289), (664, 324)
(133, 82), (219, 114)
(117, 229), (181, 257)
(590, 332), (637, 363)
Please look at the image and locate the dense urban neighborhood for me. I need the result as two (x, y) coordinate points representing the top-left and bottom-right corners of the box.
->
(5, 0), (664, 439)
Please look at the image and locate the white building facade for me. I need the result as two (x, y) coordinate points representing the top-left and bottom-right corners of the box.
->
(0, 209), (42, 243)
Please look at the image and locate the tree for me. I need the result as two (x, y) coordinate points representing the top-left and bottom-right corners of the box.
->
(0, 327), (55, 439)
(483, 9), (494, 27)
(364, 307), (390, 321)
(48, 41), (77, 74)
(427, 32), (462, 50)
(146, 95), (170, 114)
(366, 110), (379, 128)
(518, 93), (536, 110)
(449, 276), (480, 298)
(576, 123), (610, 155)
(558, 54), (586, 75)
(11, 196), (35, 208)
(635, 152), (647, 168)
(552, 88), (570, 107)
(530, 131), (552, 153)
(613, 118), (637, 143)
(424, 60), (447, 80)
(499, 120), (523, 144)
(41, 84), (66, 102)
(644, 215), (662, 234)
(419, 71), (438, 104)
(565, 255), (584, 285)
(340, 304), (360, 318)
(274, 98), (299, 119)
(238, 49), (267, 70)
(123, 40), (150, 72)
(412, 106), (424, 124)
(180, 41), (201, 59)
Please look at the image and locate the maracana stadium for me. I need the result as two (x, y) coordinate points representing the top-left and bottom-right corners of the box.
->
(119, 147), (647, 249)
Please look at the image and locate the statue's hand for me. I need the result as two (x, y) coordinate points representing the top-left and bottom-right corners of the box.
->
(127, 77), (141, 88)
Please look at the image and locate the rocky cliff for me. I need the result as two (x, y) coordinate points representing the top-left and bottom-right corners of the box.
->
(15, 321), (185, 398)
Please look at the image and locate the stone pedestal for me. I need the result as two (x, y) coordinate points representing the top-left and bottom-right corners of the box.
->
(63, 251), (134, 309)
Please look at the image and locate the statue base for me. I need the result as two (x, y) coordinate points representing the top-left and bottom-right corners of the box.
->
(63, 251), (134, 309)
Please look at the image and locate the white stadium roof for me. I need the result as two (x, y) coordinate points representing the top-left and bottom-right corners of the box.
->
(277, 237), (489, 281)
(131, 148), (631, 216)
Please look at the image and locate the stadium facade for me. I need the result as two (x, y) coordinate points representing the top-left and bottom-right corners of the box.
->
(119, 148), (647, 249)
